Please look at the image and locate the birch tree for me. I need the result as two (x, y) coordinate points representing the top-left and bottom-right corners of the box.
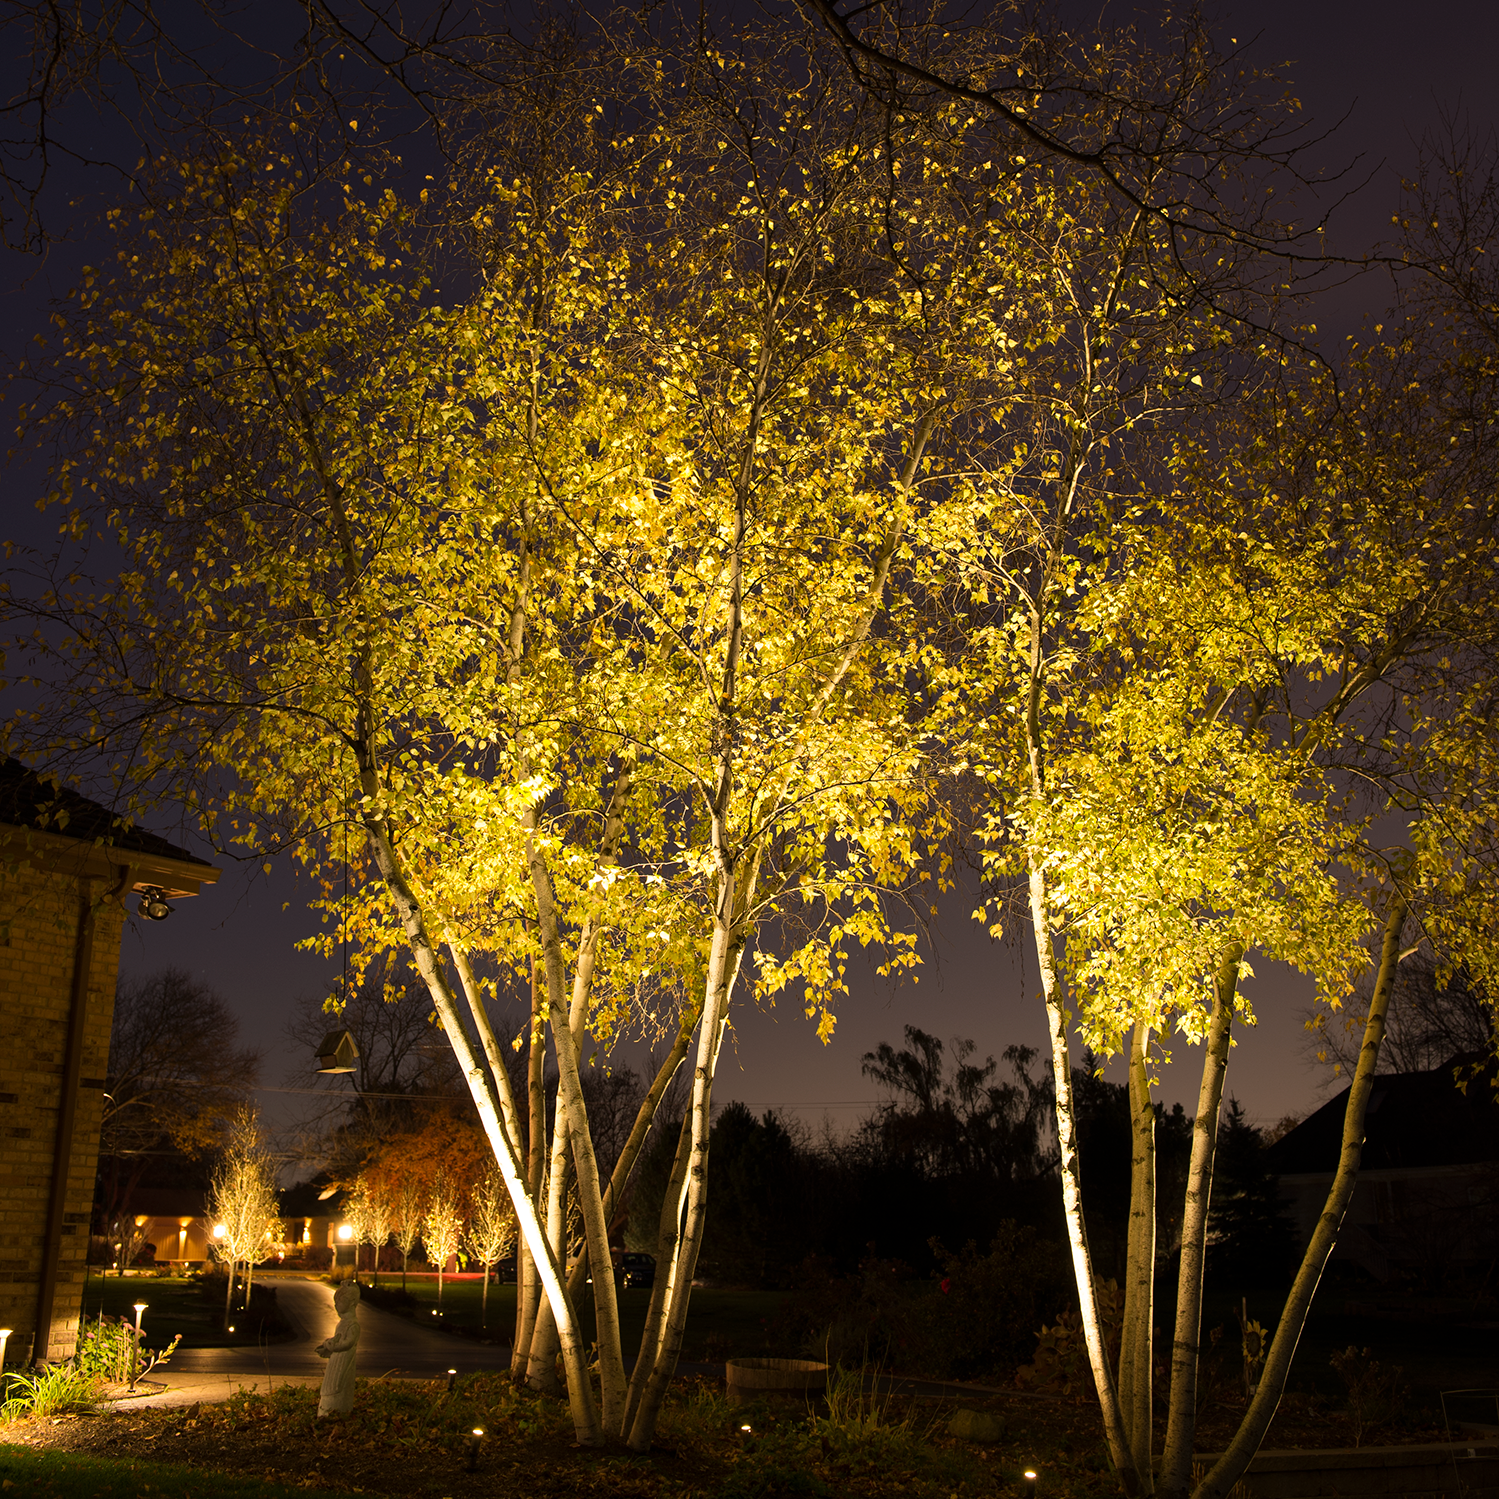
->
(347, 1176), (394, 1287)
(0, 15), (1273, 1455)
(389, 1173), (426, 1293)
(466, 1166), (518, 1327)
(207, 1107), (281, 1331)
(959, 275), (1499, 1496)
(422, 1170), (466, 1308)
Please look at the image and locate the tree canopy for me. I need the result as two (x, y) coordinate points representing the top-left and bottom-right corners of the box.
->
(5, 3), (1499, 1487)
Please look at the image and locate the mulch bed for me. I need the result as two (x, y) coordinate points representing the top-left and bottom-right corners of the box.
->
(1, 1375), (1126, 1498)
(2, 1367), (1454, 1498)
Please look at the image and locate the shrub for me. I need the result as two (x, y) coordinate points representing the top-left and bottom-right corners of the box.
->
(280, 1246), (333, 1272)
(357, 1282), (417, 1313)
(925, 1224), (1072, 1379)
(774, 1224), (1072, 1382)
(772, 1253), (925, 1370)
(1017, 1278), (1123, 1400)
(1330, 1346), (1408, 1446)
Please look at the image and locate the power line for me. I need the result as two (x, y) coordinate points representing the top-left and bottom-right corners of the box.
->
(249, 1084), (466, 1103)
(247, 1084), (885, 1108)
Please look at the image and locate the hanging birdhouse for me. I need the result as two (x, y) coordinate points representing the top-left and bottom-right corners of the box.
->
(314, 1029), (360, 1074)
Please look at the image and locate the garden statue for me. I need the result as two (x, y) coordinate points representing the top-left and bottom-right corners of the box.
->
(316, 1280), (361, 1417)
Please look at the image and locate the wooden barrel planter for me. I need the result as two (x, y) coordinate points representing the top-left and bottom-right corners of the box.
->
(725, 1358), (829, 1405)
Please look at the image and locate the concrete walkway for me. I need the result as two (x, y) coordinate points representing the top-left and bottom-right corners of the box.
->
(112, 1277), (513, 1410)
(106, 1277), (1028, 1413)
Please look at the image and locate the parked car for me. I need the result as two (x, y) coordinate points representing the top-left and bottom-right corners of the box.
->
(621, 1252), (655, 1289)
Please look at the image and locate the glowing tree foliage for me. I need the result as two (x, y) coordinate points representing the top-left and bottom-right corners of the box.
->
(9, 7), (1498, 1483)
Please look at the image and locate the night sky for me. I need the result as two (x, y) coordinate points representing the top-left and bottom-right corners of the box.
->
(4, 1), (1497, 1146)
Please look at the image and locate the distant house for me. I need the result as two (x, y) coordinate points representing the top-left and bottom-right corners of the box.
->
(1266, 1056), (1499, 1282)
(275, 1179), (350, 1260)
(122, 1183), (352, 1271)
(0, 758), (218, 1365)
(126, 1187), (213, 1267)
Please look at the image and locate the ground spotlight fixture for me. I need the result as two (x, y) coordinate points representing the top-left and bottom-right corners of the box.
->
(446, 1368), (457, 1392)
(466, 1428), (484, 1471)
(0, 1328), (11, 1368)
(137, 886), (173, 921)
(1024, 1470), (1038, 1497)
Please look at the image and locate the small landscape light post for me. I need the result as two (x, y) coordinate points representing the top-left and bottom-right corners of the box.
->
(466, 1428), (484, 1471)
(446, 1368), (457, 1392)
(130, 1302), (147, 1392)
(1024, 1470), (1038, 1498)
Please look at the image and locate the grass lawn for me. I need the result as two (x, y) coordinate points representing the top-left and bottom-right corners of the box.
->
(370, 1275), (793, 1362)
(81, 1273), (288, 1352)
(0, 1444), (357, 1497)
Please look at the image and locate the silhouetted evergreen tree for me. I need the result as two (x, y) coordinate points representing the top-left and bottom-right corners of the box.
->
(1207, 1098), (1298, 1287)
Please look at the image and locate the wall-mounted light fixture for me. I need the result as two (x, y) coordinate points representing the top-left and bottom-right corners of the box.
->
(137, 887), (173, 922)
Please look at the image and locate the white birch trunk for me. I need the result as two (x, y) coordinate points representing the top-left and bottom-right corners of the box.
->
(1030, 858), (1141, 1490)
(513, 962), (546, 1376)
(623, 885), (751, 1449)
(526, 1102), (571, 1394)
(1158, 952), (1238, 1499)
(1119, 1019), (1155, 1492)
(623, 1105), (693, 1439)
(1194, 896), (1407, 1499)
(358, 813), (599, 1443)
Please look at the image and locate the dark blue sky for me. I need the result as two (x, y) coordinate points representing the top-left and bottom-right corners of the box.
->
(6, 0), (1497, 1138)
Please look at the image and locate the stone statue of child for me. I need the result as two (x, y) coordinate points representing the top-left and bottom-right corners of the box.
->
(316, 1279), (361, 1417)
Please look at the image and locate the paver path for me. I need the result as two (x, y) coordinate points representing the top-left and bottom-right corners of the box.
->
(118, 1277), (511, 1409)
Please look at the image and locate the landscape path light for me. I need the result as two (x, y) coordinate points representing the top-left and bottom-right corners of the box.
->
(1024, 1470), (1038, 1498)
(466, 1428), (484, 1471)
(0, 1328), (11, 1370)
(446, 1368), (457, 1392)
(130, 1302), (147, 1392)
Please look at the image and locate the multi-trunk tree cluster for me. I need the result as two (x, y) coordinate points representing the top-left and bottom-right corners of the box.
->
(5, 5), (1497, 1489)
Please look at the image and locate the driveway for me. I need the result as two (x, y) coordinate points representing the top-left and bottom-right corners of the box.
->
(119, 1276), (512, 1409)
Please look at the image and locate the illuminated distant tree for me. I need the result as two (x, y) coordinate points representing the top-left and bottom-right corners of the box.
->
(347, 1175), (394, 1287)
(465, 1166), (518, 1327)
(109, 1210), (149, 1277)
(422, 1170), (466, 1308)
(389, 1173), (426, 1293)
(207, 1107), (280, 1330)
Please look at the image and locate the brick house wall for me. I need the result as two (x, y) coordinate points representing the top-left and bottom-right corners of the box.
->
(0, 761), (217, 1367)
(0, 864), (126, 1364)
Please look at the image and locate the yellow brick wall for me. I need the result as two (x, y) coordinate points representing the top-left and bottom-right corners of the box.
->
(0, 864), (126, 1364)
